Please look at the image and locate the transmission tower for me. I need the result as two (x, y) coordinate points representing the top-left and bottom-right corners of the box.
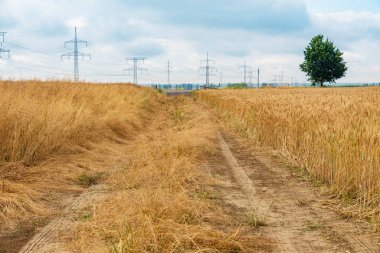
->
(273, 75), (280, 85)
(281, 66), (284, 86)
(165, 60), (172, 84)
(199, 52), (217, 88)
(248, 72), (254, 87)
(239, 61), (253, 85)
(257, 68), (260, 88)
(0, 32), (10, 59)
(61, 27), (91, 82)
(123, 57), (148, 85)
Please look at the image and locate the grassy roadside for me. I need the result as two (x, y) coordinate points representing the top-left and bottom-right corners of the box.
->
(0, 81), (161, 231)
(67, 96), (271, 252)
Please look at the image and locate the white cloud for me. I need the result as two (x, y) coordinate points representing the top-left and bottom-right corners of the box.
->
(311, 11), (380, 42)
(303, 11), (380, 82)
(66, 18), (87, 28)
(0, 0), (380, 83)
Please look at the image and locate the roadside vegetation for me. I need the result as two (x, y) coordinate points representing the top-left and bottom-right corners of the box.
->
(196, 87), (380, 227)
(0, 80), (160, 229)
(227, 83), (249, 89)
(0, 81), (270, 252)
(68, 96), (271, 252)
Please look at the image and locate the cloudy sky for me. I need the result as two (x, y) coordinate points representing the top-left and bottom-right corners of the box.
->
(0, 0), (380, 84)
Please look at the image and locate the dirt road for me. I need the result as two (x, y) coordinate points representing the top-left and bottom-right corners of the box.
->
(213, 130), (380, 252)
(18, 185), (109, 253)
(12, 97), (380, 252)
(165, 90), (192, 97)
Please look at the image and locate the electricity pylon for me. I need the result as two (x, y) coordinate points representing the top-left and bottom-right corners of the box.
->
(165, 60), (172, 84)
(273, 75), (280, 85)
(257, 68), (260, 88)
(239, 61), (253, 85)
(61, 27), (91, 81)
(0, 32), (10, 59)
(281, 66), (284, 86)
(123, 57), (148, 85)
(199, 52), (217, 88)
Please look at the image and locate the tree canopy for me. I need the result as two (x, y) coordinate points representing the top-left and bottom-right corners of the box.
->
(300, 35), (348, 86)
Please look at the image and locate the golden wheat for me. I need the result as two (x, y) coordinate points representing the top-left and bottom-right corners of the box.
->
(197, 87), (380, 224)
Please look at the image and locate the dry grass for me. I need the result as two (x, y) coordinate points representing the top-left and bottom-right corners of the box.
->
(69, 97), (271, 252)
(196, 87), (380, 225)
(0, 82), (270, 252)
(0, 80), (160, 229)
(0, 80), (155, 164)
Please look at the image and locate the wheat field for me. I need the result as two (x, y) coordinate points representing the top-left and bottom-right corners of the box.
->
(197, 87), (380, 224)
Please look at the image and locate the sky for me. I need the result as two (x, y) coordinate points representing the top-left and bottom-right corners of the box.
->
(1, 0), (380, 84)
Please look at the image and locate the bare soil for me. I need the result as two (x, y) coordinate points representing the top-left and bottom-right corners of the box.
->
(17, 184), (109, 253)
(165, 90), (192, 97)
(212, 129), (380, 252)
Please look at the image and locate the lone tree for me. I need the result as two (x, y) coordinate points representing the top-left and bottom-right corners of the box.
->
(300, 35), (347, 87)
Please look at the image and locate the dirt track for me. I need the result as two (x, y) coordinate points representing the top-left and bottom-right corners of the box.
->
(215, 130), (380, 252)
(18, 184), (109, 253)
(165, 90), (192, 97)
(11, 97), (380, 252)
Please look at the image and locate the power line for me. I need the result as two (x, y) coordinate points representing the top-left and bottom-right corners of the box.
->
(0, 32), (10, 59)
(165, 60), (172, 84)
(61, 27), (91, 81)
(5, 42), (63, 56)
(257, 68), (260, 88)
(199, 52), (217, 87)
(91, 62), (124, 66)
(6, 43), (123, 68)
(281, 66), (284, 86)
(1, 34), (137, 80)
(9, 60), (70, 76)
(273, 75), (278, 85)
(10, 27), (69, 35)
(11, 50), (61, 64)
(9, 52), (125, 79)
(123, 57), (148, 84)
(239, 61), (253, 85)
(272, 67), (296, 86)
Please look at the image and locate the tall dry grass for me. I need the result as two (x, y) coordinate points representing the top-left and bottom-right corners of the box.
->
(69, 97), (271, 252)
(0, 81), (156, 165)
(0, 80), (160, 229)
(197, 87), (380, 224)
(0, 83), (271, 252)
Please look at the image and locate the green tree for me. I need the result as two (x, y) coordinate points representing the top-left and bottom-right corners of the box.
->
(300, 35), (348, 87)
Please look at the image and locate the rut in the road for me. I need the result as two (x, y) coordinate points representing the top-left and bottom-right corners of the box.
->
(216, 131), (380, 253)
(19, 184), (109, 253)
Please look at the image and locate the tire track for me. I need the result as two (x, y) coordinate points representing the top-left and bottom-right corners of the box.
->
(218, 132), (380, 253)
(219, 133), (298, 252)
(19, 184), (109, 253)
